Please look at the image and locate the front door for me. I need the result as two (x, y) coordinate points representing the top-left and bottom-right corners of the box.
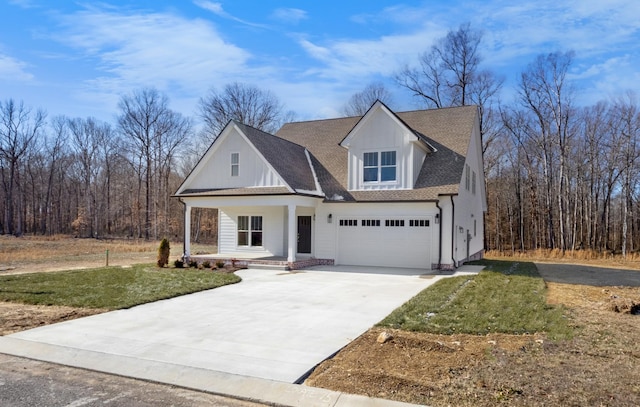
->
(297, 216), (312, 254)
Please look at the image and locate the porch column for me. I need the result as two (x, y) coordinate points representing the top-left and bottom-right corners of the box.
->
(184, 204), (192, 258)
(287, 204), (296, 262)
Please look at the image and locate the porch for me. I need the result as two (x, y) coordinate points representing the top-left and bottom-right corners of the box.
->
(188, 253), (334, 271)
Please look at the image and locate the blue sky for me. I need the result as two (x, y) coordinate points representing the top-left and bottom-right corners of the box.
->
(1, 0), (639, 124)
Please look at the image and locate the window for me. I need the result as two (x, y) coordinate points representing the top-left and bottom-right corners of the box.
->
(409, 219), (430, 227)
(472, 171), (476, 195)
(363, 151), (396, 183)
(385, 219), (405, 227)
(361, 219), (381, 227)
(231, 153), (239, 176)
(237, 215), (262, 246)
(339, 219), (358, 226)
(465, 164), (470, 190)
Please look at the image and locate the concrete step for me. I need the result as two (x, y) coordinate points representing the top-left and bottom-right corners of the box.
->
(247, 263), (290, 271)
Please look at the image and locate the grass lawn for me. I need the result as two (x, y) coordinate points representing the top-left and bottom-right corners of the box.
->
(378, 259), (572, 339)
(0, 264), (240, 310)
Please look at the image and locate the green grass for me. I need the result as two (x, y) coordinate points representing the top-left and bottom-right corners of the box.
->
(378, 259), (572, 339)
(0, 264), (241, 309)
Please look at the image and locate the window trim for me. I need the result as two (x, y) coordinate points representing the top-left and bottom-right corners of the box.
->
(362, 150), (397, 184)
(231, 152), (239, 177)
(237, 215), (263, 247)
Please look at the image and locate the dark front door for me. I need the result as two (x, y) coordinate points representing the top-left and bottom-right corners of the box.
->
(297, 216), (312, 254)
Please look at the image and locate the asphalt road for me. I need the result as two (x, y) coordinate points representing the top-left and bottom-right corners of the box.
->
(535, 262), (640, 286)
(0, 353), (265, 407)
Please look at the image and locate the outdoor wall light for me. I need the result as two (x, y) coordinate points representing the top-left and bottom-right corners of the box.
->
(435, 213), (439, 224)
(327, 213), (333, 223)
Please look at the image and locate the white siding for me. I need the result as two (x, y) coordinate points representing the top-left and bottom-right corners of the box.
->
(187, 126), (285, 190)
(218, 206), (285, 256)
(345, 107), (422, 191)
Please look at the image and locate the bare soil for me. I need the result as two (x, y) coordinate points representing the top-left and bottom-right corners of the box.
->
(306, 283), (640, 406)
(2, 237), (639, 405)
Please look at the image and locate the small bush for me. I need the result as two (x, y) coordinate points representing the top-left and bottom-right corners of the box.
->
(189, 260), (198, 268)
(157, 238), (170, 268)
(174, 259), (184, 268)
(215, 260), (226, 269)
(202, 260), (211, 269)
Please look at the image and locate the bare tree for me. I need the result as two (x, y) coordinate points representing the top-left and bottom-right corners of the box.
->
(341, 82), (394, 116)
(118, 88), (192, 240)
(198, 82), (290, 141)
(395, 22), (502, 138)
(0, 99), (46, 235)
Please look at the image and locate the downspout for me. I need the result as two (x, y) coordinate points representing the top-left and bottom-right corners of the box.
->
(451, 195), (456, 268)
(435, 200), (442, 269)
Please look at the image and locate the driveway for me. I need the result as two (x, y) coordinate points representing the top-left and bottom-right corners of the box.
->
(0, 266), (479, 386)
(536, 263), (640, 287)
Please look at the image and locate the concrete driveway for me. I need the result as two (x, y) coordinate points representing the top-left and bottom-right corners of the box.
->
(0, 266), (480, 386)
(536, 263), (640, 287)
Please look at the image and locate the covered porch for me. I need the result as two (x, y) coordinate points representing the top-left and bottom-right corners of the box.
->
(181, 193), (332, 268)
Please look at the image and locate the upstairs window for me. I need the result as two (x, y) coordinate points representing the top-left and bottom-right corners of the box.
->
(472, 170), (476, 195)
(465, 164), (470, 190)
(363, 151), (396, 183)
(231, 153), (239, 176)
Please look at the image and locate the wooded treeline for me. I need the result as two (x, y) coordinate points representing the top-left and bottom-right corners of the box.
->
(2, 23), (640, 256)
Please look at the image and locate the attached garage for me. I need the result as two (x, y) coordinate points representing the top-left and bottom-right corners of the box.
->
(336, 216), (433, 268)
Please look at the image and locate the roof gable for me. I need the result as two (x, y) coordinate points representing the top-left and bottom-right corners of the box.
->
(175, 121), (320, 197)
(276, 105), (479, 201)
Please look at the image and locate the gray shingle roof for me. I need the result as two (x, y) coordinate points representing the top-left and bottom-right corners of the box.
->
(276, 105), (478, 201)
(234, 121), (318, 193)
(175, 106), (478, 201)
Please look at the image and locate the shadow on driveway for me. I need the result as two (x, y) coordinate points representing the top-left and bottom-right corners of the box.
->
(536, 263), (640, 287)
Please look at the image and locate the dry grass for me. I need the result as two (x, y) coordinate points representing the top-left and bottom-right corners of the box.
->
(0, 235), (215, 274)
(486, 248), (640, 270)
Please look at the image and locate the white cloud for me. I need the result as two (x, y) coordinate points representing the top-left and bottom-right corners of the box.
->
(53, 6), (255, 100)
(0, 54), (33, 82)
(194, 0), (269, 29)
(270, 8), (307, 25)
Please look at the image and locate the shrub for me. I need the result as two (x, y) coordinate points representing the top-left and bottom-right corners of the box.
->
(202, 260), (211, 269)
(189, 260), (198, 268)
(215, 260), (226, 269)
(174, 259), (184, 268)
(157, 238), (170, 268)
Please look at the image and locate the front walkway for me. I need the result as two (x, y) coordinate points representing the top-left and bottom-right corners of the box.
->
(0, 266), (482, 405)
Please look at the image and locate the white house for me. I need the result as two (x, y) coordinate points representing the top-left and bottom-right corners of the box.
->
(174, 101), (486, 270)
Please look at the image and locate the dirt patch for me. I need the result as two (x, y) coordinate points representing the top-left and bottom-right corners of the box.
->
(306, 282), (640, 406)
(0, 302), (107, 336)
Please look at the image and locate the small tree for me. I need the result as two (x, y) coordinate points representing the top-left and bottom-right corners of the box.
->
(157, 238), (170, 267)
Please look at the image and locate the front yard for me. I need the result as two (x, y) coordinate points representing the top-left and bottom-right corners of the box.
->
(306, 260), (640, 406)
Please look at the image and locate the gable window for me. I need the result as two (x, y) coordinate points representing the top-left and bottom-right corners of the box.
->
(237, 215), (262, 247)
(472, 170), (476, 195)
(363, 151), (396, 183)
(231, 153), (239, 176)
(465, 164), (470, 190)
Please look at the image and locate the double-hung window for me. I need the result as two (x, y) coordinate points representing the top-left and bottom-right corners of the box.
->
(363, 151), (396, 183)
(237, 215), (262, 247)
(231, 153), (239, 176)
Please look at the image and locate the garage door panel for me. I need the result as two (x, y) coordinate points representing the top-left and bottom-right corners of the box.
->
(336, 217), (431, 268)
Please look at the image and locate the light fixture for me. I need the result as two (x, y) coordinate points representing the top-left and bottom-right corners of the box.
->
(327, 214), (333, 223)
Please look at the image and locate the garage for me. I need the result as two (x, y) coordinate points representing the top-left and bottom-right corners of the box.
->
(336, 216), (433, 269)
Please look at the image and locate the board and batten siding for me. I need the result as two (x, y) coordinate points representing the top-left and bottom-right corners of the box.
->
(186, 127), (286, 191)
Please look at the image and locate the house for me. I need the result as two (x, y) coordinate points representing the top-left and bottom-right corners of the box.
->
(173, 101), (486, 270)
